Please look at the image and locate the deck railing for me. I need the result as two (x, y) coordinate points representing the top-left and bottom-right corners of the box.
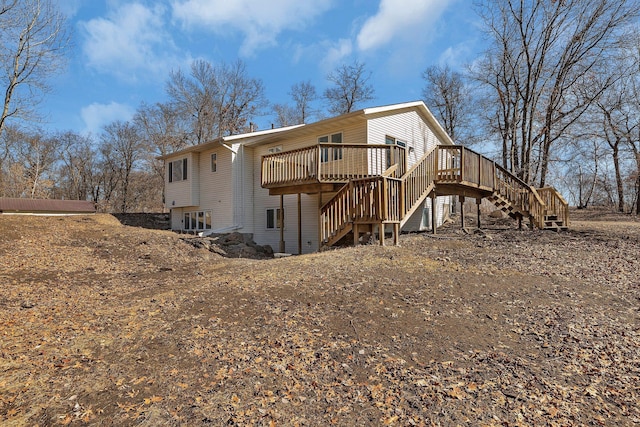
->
(436, 146), (495, 189)
(262, 143), (406, 187)
(536, 187), (570, 226)
(401, 148), (437, 219)
(319, 181), (352, 244)
(273, 143), (569, 245)
(320, 175), (404, 244)
(494, 164), (531, 212)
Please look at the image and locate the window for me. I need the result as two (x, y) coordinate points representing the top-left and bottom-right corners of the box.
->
(205, 211), (212, 229)
(211, 153), (217, 172)
(169, 158), (188, 183)
(184, 212), (190, 229)
(385, 135), (406, 148)
(385, 136), (407, 168)
(319, 132), (342, 162)
(183, 210), (213, 230)
(197, 211), (205, 229)
(266, 208), (284, 229)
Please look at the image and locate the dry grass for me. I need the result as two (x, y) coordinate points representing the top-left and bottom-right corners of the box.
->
(1, 212), (639, 426)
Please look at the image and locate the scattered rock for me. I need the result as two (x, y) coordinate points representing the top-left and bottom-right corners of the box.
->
(181, 233), (274, 259)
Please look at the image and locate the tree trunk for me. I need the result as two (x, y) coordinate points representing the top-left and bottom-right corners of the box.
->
(612, 145), (625, 212)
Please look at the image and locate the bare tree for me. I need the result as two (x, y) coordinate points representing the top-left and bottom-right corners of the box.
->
(596, 93), (630, 212)
(422, 64), (474, 144)
(55, 131), (98, 201)
(133, 102), (187, 210)
(0, 127), (59, 198)
(100, 121), (144, 213)
(271, 81), (318, 127)
(166, 59), (266, 144)
(271, 103), (298, 127)
(0, 0), (70, 137)
(561, 135), (604, 209)
(290, 80), (318, 123)
(473, 0), (639, 186)
(324, 60), (375, 115)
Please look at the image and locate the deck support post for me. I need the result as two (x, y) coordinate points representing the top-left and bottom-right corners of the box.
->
(431, 193), (437, 234)
(297, 193), (302, 255)
(279, 194), (285, 253)
(317, 192), (322, 251)
(476, 198), (482, 229)
(379, 223), (385, 246)
(393, 223), (400, 246)
(353, 222), (359, 246)
(518, 214), (523, 230)
(459, 196), (465, 229)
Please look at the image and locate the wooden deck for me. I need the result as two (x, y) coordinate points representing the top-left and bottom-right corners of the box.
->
(261, 144), (569, 248)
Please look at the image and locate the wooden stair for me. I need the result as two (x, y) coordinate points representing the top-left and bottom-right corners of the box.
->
(486, 191), (525, 221)
(320, 145), (570, 248)
(542, 214), (569, 231)
(324, 221), (353, 247)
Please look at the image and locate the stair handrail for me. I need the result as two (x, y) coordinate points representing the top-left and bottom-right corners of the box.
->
(320, 181), (353, 244)
(321, 143), (565, 246)
(400, 147), (438, 221)
(536, 187), (570, 227)
(494, 164), (547, 228)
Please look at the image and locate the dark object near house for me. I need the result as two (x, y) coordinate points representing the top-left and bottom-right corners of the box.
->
(0, 198), (96, 215)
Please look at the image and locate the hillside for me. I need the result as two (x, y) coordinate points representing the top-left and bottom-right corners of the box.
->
(1, 212), (639, 426)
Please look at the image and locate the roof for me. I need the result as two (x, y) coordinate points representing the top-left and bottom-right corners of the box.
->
(0, 198), (96, 214)
(160, 101), (454, 159)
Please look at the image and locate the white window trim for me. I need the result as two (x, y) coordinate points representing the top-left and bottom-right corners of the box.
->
(319, 132), (343, 163)
(211, 153), (217, 172)
(183, 210), (213, 231)
(265, 207), (284, 230)
(169, 158), (188, 183)
(385, 135), (407, 147)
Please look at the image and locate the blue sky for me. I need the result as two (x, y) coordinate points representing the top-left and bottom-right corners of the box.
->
(45, 0), (483, 136)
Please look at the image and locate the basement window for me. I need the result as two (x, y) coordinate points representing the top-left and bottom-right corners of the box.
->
(183, 210), (212, 230)
(266, 208), (284, 229)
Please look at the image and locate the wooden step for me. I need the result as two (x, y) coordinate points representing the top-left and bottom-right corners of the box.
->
(543, 219), (568, 231)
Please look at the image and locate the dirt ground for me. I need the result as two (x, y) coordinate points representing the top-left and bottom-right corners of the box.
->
(0, 209), (638, 426)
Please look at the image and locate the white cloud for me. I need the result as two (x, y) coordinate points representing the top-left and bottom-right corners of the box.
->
(80, 102), (135, 135)
(437, 43), (473, 69)
(171, 0), (334, 56)
(357, 0), (452, 52)
(80, 2), (182, 81)
(324, 39), (353, 69)
(55, 0), (82, 18)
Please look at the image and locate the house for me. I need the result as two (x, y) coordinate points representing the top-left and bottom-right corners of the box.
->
(0, 198), (96, 215)
(162, 101), (569, 254)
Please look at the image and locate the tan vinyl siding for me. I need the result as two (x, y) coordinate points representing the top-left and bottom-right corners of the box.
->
(238, 144), (255, 233)
(251, 125), (364, 253)
(367, 110), (451, 231)
(251, 193), (319, 255)
(165, 152), (198, 208)
(197, 147), (233, 230)
(170, 208), (183, 230)
(367, 110), (440, 168)
(191, 152), (200, 207)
